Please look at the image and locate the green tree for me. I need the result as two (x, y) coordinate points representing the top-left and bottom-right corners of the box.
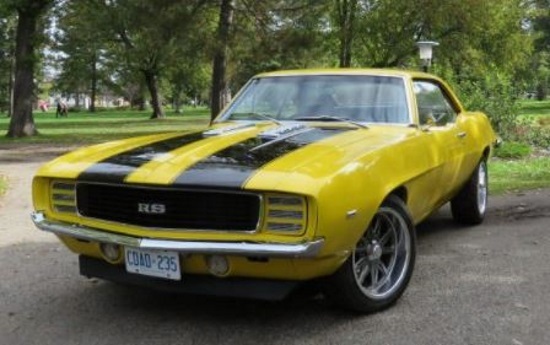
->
(211, 0), (332, 113)
(53, 1), (111, 112)
(88, 0), (210, 119)
(333, 0), (358, 67)
(530, 0), (550, 99)
(166, 42), (211, 114)
(425, 0), (532, 139)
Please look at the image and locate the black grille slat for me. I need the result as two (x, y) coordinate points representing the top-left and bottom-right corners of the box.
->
(76, 184), (260, 231)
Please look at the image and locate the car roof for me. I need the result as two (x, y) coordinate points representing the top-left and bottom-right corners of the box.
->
(256, 68), (433, 79)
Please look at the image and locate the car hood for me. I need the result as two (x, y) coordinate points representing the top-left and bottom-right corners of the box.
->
(37, 122), (414, 193)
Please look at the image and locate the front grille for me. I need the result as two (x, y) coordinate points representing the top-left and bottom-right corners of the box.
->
(76, 183), (261, 231)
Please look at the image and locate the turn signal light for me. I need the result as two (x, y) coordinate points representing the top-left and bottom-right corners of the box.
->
(100, 243), (122, 263)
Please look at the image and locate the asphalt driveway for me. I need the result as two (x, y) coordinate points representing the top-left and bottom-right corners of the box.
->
(1, 146), (549, 345)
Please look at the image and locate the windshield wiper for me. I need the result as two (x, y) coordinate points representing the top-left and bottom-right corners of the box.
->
(293, 115), (368, 129)
(229, 112), (281, 125)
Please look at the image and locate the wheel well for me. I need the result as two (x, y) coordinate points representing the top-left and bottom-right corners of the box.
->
(483, 146), (491, 160)
(388, 186), (408, 204)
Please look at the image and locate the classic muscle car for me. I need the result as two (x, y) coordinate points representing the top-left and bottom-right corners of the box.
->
(32, 69), (497, 313)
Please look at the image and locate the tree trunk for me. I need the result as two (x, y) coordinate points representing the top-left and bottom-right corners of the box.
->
(5, 17), (16, 118)
(7, 0), (52, 137)
(138, 97), (146, 111)
(7, 56), (14, 118)
(173, 88), (182, 114)
(143, 70), (164, 119)
(536, 82), (547, 101)
(210, 0), (234, 122)
(90, 54), (97, 112)
(336, 0), (357, 68)
(7, 8), (40, 137)
(137, 83), (146, 111)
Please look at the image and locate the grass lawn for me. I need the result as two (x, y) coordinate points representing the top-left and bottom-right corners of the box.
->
(519, 100), (550, 126)
(0, 107), (210, 145)
(490, 157), (550, 194)
(519, 99), (550, 116)
(487, 100), (550, 194)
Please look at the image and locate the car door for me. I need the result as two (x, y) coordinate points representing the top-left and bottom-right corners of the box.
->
(413, 80), (466, 203)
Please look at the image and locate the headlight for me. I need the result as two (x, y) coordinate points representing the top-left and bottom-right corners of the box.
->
(51, 180), (76, 213)
(263, 194), (306, 234)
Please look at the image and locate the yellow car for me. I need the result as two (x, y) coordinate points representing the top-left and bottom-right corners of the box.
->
(32, 69), (497, 313)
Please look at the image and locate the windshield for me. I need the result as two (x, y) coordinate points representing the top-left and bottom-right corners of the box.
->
(221, 75), (410, 124)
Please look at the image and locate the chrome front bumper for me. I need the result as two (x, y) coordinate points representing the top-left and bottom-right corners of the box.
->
(31, 212), (324, 258)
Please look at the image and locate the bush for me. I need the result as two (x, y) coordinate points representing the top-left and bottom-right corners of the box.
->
(435, 66), (550, 149)
(455, 72), (520, 140)
(435, 65), (520, 141)
(538, 117), (550, 126)
(523, 126), (550, 149)
(494, 141), (532, 159)
(511, 118), (550, 149)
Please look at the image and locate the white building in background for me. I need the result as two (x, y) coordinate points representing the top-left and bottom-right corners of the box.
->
(46, 93), (127, 110)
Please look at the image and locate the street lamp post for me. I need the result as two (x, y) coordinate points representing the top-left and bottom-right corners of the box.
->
(416, 41), (439, 72)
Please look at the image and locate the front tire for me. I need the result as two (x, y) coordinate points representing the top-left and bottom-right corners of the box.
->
(323, 195), (416, 313)
(451, 159), (488, 225)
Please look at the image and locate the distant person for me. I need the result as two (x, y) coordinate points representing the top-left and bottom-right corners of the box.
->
(56, 101), (68, 118)
(61, 101), (68, 116)
(38, 100), (48, 112)
(56, 101), (62, 117)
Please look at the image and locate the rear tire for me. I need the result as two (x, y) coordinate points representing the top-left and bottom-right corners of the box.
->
(451, 160), (488, 225)
(323, 195), (416, 313)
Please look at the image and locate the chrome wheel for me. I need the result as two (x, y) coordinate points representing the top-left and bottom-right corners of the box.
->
(451, 159), (489, 225)
(477, 161), (488, 216)
(323, 195), (416, 313)
(352, 206), (412, 300)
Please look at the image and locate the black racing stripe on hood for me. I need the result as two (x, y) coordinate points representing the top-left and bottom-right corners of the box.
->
(173, 128), (348, 189)
(77, 132), (206, 184)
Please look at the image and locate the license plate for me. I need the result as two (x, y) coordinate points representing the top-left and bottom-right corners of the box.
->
(124, 247), (181, 281)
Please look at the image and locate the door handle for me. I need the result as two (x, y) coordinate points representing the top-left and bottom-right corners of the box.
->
(457, 132), (467, 139)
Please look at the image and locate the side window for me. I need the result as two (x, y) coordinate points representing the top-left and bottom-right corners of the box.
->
(413, 81), (458, 126)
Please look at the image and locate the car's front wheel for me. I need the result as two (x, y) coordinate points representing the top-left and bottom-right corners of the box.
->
(451, 159), (488, 225)
(323, 195), (416, 313)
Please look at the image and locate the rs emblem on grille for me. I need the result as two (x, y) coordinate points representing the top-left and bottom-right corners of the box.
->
(137, 203), (166, 214)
